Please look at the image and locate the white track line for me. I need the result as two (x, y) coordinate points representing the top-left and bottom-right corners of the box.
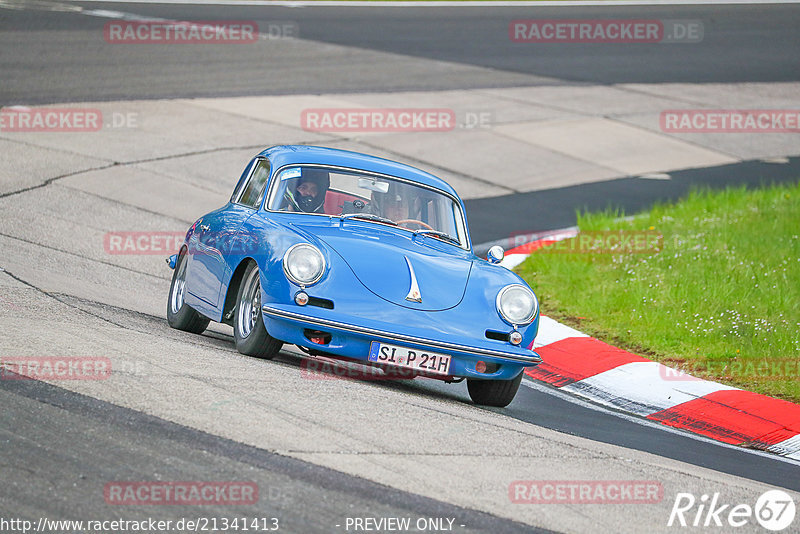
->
(531, 316), (589, 348)
(561, 361), (739, 417)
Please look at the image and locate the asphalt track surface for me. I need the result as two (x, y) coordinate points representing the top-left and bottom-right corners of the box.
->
(2, 1), (800, 532)
(0, 2), (798, 104)
(1, 372), (540, 534)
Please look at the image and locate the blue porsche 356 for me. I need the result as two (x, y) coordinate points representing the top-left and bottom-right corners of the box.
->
(167, 145), (541, 406)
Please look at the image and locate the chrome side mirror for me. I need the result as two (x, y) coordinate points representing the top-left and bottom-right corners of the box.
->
(487, 245), (504, 264)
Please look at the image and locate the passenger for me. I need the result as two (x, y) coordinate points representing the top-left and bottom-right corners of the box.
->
(371, 183), (413, 222)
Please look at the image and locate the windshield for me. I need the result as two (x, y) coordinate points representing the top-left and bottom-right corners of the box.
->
(267, 165), (468, 247)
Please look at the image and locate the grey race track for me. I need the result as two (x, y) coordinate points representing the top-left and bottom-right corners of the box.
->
(1, 1), (799, 532)
(0, 1), (798, 104)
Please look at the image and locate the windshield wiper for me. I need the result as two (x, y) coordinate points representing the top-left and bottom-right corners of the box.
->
(337, 213), (398, 226)
(413, 229), (460, 245)
(338, 214), (457, 244)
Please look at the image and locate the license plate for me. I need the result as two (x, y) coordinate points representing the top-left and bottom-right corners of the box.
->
(368, 341), (451, 375)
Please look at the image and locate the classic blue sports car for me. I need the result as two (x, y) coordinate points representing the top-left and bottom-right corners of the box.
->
(167, 145), (541, 406)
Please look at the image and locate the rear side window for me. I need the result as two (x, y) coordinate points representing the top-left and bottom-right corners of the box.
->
(237, 160), (271, 209)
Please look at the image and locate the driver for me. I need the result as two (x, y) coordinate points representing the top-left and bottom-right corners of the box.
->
(284, 168), (330, 213)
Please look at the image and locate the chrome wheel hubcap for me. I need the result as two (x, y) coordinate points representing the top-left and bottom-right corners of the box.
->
(170, 256), (187, 314)
(237, 268), (261, 338)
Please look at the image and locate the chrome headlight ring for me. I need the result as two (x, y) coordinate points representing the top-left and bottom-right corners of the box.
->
(283, 243), (326, 287)
(496, 284), (538, 326)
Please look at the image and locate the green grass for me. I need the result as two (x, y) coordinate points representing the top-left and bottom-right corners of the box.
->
(517, 181), (800, 403)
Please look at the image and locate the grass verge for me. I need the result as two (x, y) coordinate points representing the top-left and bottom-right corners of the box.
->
(517, 181), (800, 403)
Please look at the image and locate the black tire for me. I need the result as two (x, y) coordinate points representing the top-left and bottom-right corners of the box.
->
(167, 249), (210, 334)
(467, 371), (523, 407)
(233, 262), (282, 359)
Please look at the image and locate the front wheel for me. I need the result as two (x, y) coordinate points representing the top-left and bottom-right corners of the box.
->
(167, 249), (210, 334)
(233, 262), (282, 359)
(467, 372), (523, 407)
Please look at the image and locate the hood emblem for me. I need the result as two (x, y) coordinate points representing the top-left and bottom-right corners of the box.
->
(404, 256), (422, 303)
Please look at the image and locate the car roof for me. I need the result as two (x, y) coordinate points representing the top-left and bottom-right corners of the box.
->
(258, 145), (460, 199)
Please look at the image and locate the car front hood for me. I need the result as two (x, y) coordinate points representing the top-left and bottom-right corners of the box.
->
(295, 222), (473, 311)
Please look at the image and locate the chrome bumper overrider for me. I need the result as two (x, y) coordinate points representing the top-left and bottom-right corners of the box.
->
(261, 305), (542, 364)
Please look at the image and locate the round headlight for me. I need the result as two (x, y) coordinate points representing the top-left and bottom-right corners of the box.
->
(496, 284), (538, 326)
(283, 243), (325, 286)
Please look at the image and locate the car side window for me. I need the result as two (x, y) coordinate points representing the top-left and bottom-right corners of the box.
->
(237, 159), (271, 209)
(230, 159), (257, 203)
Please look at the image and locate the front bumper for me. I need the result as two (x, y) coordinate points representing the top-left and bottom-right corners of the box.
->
(262, 304), (542, 380)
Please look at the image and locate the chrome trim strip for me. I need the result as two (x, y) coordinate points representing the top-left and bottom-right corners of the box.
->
(261, 305), (542, 364)
(404, 256), (422, 303)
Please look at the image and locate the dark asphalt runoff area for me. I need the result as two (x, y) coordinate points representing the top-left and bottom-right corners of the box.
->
(0, 2), (798, 103)
(468, 156), (800, 247)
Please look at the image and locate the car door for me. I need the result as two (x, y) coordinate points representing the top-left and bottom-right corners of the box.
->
(185, 158), (271, 315)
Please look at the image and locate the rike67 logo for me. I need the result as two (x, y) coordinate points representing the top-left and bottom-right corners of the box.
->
(668, 490), (796, 531)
